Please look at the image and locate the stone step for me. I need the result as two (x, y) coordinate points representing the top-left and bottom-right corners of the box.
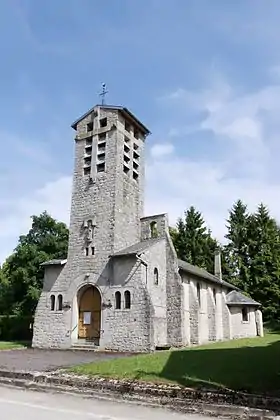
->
(71, 341), (97, 351)
(71, 346), (97, 351)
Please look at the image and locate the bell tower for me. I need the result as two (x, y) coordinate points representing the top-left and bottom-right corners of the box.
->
(68, 103), (150, 271)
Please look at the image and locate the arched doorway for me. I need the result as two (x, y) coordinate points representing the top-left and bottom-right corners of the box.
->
(78, 285), (101, 344)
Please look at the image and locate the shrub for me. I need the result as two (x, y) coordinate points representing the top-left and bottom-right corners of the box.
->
(0, 315), (33, 341)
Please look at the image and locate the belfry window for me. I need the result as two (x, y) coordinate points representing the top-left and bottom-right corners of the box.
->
(150, 221), (158, 238)
(100, 117), (107, 128)
(87, 121), (93, 132)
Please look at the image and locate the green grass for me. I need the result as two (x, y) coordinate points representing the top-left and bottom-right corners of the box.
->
(0, 341), (27, 350)
(68, 333), (280, 396)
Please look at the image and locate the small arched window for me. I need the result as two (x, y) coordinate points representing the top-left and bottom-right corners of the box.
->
(197, 283), (201, 307)
(50, 295), (55, 311)
(150, 221), (158, 238)
(154, 268), (159, 285)
(213, 288), (216, 305)
(57, 294), (63, 311)
(115, 291), (121, 310)
(124, 291), (131, 309)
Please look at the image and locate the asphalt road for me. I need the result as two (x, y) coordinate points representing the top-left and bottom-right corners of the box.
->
(0, 386), (215, 420)
(0, 349), (130, 372)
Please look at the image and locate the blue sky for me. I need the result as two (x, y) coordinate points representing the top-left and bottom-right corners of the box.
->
(1, 0), (280, 263)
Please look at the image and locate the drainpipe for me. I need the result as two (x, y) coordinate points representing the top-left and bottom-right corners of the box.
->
(136, 254), (148, 285)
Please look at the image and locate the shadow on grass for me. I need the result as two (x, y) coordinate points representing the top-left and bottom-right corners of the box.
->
(132, 338), (280, 396)
(0, 340), (32, 349)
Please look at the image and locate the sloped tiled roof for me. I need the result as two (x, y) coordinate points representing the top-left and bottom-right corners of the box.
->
(111, 238), (163, 257)
(41, 259), (67, 267)
(226, 290), (261, 306)
(71, 104), (150, 134)
(178, 259), (238, 290)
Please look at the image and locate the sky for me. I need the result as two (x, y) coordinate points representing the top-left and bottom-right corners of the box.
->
(1, 0), (280, 264)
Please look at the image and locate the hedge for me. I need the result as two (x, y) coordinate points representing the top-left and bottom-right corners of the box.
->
(0, 315), (33, 341)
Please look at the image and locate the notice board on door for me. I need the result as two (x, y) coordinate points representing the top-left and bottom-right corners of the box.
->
(83, 311), (91, 325)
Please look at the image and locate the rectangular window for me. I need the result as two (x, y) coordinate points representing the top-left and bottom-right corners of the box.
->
(98, 152), (106, 162)
(85, 137), (93, 146)
(98, 142), (106, 152)
(133, 161), (139, 171)
(100, 117), (107, 128)
(133, 171), (139, 181)
(124, 154), (130, 164)
(91, 247), (95, 255)
(124, 135), (130, 144)
(85, 146), (92, 154)
(87, 122), (93, 132)
(125, 120), (131, 132)
(133, 150), (140, 160)
(84, 156), (91, 166)
(97, 162), (105, 172)
(99, 132), (106, 142)
(85, 247), (89, 256)
(124, 165), (130, 175)
(83, 167), (91, 176)
(124, 144), (130, 154)
(242, 308), (249, 322)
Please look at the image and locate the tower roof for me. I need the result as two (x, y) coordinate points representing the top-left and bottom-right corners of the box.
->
(71, 104), (150, 135)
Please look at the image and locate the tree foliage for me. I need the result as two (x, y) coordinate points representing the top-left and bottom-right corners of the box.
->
(223, 199), (251, 289)
(224, 201), (280, 321)
(172, 201), (280, 322)
(172, 206), (218, 273)
(0, 212), (68, 317)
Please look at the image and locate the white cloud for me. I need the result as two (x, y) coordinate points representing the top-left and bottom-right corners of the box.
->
(147, 77), (280, 241)
(150, 143), (174, 158)
(0, 176), (71, 265)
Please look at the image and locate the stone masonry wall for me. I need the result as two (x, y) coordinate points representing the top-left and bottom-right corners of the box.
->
(207, 287), (216, 341)
(188, 280), (199, 344)
(33, 106), (149, 351)
(140, 214), (169, 241)
(103, 257), (151, 352)
(142, 239), (168, 349)
(221, 290), (231, 340)
(230, 306), (257, 339)
(165, 233), (183, 347)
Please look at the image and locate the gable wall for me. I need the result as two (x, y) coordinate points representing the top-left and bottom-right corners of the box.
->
(229, 306), (257, 339)
(141, 240), (167, 348)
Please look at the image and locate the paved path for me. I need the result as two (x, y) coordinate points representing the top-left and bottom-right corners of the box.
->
(0, 386), (215, 420)
(0, 349), (129, 372)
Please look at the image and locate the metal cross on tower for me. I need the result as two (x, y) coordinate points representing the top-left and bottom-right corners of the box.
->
(99, 83), (108, 105)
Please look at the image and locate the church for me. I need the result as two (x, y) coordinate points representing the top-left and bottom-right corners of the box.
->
(32, 102), (263, 351)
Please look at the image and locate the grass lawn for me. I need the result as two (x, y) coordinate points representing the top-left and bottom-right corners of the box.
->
(0, 341), (27, 350)
(68, 333), (280, 396)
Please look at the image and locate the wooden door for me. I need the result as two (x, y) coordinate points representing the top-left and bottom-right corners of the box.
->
(78, 286), (101, 341)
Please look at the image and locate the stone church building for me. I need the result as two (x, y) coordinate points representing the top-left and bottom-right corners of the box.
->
(32, 103), (263, 351)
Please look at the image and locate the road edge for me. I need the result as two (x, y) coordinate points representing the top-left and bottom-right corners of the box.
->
(0, 370), (278, 419)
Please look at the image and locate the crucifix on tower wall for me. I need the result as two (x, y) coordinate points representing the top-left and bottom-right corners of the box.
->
(84, 218), (96, 244)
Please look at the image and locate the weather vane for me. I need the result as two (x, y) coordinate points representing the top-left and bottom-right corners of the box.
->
(99, 83), (108, 105)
